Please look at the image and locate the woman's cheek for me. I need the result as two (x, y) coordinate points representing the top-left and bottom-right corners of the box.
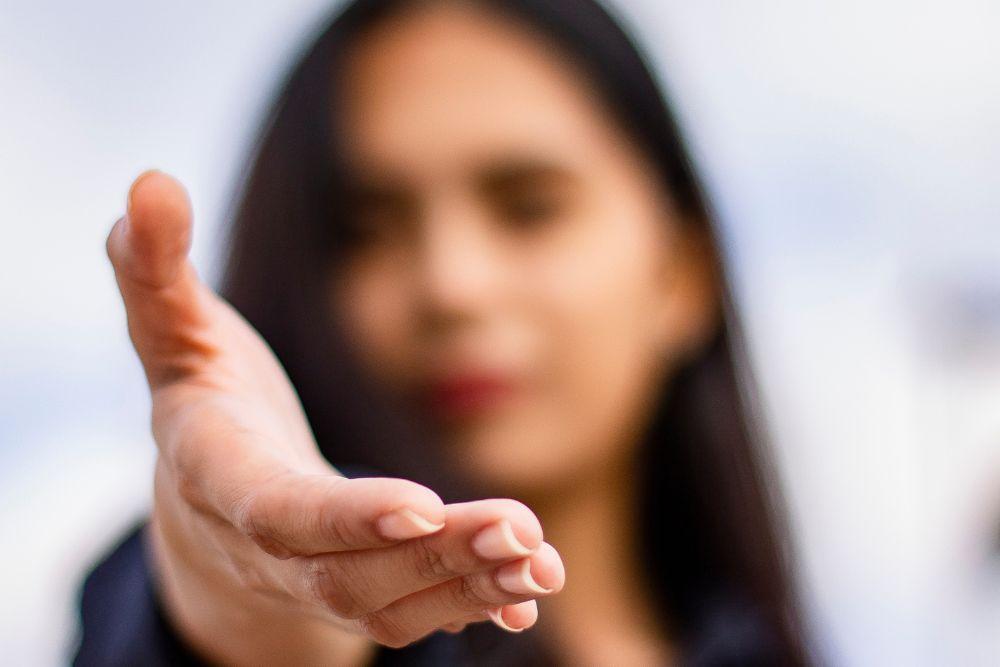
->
(539, 236), (667, 473)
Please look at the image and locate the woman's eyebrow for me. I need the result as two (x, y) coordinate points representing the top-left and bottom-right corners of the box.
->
(475, 158), (578, 193)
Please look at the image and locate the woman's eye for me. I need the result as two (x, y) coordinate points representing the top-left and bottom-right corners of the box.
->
(338, 195), (414, 247)
(338, 215), (388, 246)
(335, 208), (389, 245)
(499, 194), (563, 228)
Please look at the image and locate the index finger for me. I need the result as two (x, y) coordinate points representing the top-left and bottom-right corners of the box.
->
(228, 467), (449, 558)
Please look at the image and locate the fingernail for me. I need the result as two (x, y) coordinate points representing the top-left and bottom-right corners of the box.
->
(471, 519), (533, 560)
(486, 607), (524, 633)
(376, 507), (445, 540)
(496, 558), (552, 595)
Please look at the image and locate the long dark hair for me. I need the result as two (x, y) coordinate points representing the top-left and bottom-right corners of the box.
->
(219, 0), (812, 663)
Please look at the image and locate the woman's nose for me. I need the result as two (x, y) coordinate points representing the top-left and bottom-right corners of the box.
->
(413, 201), (504, 326)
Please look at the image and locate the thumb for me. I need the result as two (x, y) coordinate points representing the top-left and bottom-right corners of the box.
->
(106, 170), (213, 390)
(107, 169), (193, 290)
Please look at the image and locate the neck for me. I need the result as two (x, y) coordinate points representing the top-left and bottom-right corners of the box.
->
(525, 453), (677, 667)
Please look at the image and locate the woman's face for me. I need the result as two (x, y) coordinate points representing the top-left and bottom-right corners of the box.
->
(329, 2), (717, 496)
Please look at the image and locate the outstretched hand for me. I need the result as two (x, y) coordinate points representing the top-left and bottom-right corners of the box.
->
(106, 170), (564, 664)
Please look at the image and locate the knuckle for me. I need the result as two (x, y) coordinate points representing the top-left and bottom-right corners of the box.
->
(231, 470), (301, 553)
(248, 533), (294, 560)
(357, 610), (412, 649)
(234, 481), (283, 546)
(237, 492), (294, 559)
(304, 558), (367, 619)
(232, 487), (264, 540)
(311, 495), (352, 549)
(452, 574), (495, 612)
(147, 356), (201, 388)
(408, 537), (457, 582)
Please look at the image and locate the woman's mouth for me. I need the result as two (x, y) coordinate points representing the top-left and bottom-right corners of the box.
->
(419, 372), (519, 420)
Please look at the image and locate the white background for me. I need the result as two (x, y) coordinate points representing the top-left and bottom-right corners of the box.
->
(1, 1), (998, 664)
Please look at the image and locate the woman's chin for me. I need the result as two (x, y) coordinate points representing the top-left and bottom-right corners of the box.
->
(442, 431), (590, 500)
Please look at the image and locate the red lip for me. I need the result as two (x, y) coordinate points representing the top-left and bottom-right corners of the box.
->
(420, 373), (518, 419)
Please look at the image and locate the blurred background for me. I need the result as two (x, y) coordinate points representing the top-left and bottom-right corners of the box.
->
(1, 0), (998, 664)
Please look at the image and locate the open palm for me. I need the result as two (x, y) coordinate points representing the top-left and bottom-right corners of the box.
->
(106, 170), (564, 664)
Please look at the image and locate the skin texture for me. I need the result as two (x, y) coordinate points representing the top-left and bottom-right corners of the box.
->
(107, 3), (717, 665)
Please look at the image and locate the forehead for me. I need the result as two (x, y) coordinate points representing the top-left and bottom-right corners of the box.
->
(335, 2), (623, 175)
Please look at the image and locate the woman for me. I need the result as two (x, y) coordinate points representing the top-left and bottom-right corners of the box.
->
(74, 0), (812, 664)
